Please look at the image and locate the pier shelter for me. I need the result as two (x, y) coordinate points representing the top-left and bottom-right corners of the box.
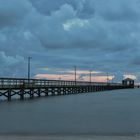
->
(122, 78), (134, 86)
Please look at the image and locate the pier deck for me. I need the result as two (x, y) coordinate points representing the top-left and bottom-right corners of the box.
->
(0, 78), (134, 101)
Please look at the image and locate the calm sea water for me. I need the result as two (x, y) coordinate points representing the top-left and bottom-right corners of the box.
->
(0, 88), (140, 135)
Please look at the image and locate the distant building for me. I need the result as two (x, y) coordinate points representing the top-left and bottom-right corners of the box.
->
(122, 78), (134, 86)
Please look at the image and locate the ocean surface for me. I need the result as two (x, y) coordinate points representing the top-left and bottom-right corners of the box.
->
(0, 88), (140, 136)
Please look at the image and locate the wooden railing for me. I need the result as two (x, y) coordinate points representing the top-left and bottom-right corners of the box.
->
(0, 77), (122, 89)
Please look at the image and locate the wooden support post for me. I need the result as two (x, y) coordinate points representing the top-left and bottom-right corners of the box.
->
(8, 89), (11, 101)
(94, 86), (97, 91)
(91, 86), (93, 92)
(98, 86), (100, 91)
(63, 87), (66, 95)
(77, 87), (80, 93)
(75, 87), (78, 94)
(57, 88), (61, 96)
(45, 88), (48, 96)
(38, 88), (41, 97)
(51, 88), (55, 96)
(60, 88), (63, 95)
(65, 87), (68, 95)
(20, 89), (24, 100)
(87, 86), (89, 93)
(71, 87), (74, 94)
(30, 89), (34, 98)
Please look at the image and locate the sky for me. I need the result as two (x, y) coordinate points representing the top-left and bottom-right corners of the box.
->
(0, 0), (140, 83)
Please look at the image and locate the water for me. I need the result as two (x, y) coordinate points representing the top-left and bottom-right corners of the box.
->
(0, 89), (140, 135)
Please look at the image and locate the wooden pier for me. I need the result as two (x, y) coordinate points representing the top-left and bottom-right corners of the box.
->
(0, 78), (134, 101)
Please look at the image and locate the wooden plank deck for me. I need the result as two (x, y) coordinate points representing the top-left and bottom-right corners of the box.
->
(0, 78), (134, 101)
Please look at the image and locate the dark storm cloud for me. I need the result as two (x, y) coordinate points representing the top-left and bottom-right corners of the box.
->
(95, 0), (140, 21)
(0, 0), (32, 28)
(0, 0), (140, 82)
(29, 0), (95, 19)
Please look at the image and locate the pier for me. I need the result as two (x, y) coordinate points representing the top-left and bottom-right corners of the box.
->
(0, 78), (134, 101)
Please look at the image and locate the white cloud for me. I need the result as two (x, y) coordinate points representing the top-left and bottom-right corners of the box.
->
(0, 51), (24, 66)
(123, 74), (137, 80)
(63, 18), (89, 31)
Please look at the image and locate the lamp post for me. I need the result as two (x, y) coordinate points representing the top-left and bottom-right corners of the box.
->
(28, 57), (32, 81)
(107, 72), (109, 84)
(74, 66), (77, 85)
(89, 70), (92, 84)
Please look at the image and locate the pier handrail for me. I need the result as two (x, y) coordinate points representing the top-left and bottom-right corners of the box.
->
(0, 77), (122, 89)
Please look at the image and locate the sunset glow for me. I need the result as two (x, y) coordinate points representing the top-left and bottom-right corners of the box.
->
(35, 73), (115, 82)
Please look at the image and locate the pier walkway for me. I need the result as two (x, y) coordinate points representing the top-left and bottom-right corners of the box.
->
(0, 78), (134, 101)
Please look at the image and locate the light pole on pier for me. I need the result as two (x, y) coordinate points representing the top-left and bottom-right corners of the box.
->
(107, 72), (109, 84)
(89, 70), (92, 84)
(74, 66), (77, 85)
(28, 57), (32, 81)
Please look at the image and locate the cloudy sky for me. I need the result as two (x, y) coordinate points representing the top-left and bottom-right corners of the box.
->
(0, 0), (140, 82)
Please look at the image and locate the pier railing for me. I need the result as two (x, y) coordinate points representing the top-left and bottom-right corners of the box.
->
(0, 77), (134, 101)
(0, 77), (122, 89)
